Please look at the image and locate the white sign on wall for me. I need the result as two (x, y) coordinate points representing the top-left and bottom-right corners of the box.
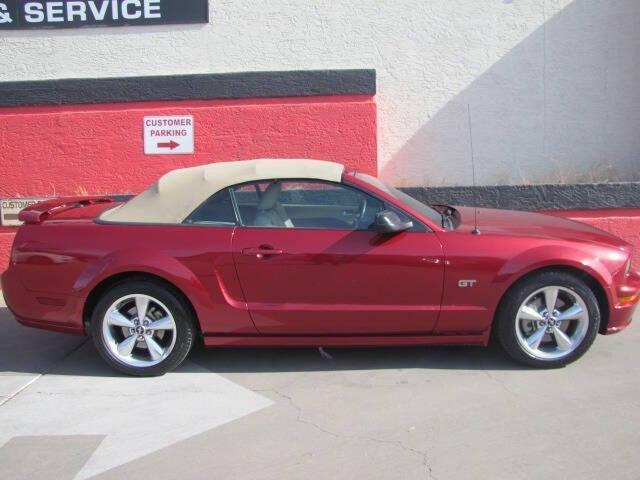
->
(0, 197), (48, 226)
(143, 115), (194, 155)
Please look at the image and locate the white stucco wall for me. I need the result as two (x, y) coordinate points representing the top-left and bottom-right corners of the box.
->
(1, 0), (639, 186)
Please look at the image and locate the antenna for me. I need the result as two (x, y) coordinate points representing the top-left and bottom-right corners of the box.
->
(466, 104), (481, 235)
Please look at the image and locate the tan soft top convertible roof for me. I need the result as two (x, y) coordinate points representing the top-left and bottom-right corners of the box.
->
(100, 159), (345, 224)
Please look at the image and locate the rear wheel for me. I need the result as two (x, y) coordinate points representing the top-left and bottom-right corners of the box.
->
(497, 271), (600, 368)
(91, 280), (195, 376)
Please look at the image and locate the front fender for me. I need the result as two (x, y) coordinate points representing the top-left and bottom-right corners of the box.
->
(494, 244), (617, 307)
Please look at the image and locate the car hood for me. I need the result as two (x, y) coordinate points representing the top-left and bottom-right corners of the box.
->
(453, 206), (629, 249)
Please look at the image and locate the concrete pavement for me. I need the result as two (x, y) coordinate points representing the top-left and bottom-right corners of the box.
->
(0, 296), (639, 479)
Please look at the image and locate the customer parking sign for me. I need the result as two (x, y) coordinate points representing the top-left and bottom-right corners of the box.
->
(143, 115), (194, 155)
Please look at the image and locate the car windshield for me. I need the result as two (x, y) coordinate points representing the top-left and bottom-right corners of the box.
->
(354, 173), (443, 225)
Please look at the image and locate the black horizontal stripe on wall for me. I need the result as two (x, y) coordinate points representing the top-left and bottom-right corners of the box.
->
(400, 182), (640, 211)
(110, 184), (640, 211)
(0, 69), (376, 107)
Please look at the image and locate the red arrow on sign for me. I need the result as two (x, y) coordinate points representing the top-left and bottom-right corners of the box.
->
(157, 140), (180, 150)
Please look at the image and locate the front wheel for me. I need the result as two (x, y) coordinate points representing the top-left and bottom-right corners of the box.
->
(91, 280), (196, 376)
(496, 271), (600, 368)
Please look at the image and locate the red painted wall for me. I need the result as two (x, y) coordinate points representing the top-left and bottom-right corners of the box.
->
(0, 95), (376, 197)
(0, 94), (377, 272)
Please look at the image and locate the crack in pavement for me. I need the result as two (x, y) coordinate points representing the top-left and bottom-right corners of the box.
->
(483, 371), (518, 396)
(258, 387), (436, 479)
(364, 435), (436, 480)
(268, 388), (341, 438)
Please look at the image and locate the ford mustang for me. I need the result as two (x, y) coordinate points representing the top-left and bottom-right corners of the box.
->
(2, 159), (638, 376)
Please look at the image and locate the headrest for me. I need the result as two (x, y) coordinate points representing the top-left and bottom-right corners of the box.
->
(257, 182), (282, 210)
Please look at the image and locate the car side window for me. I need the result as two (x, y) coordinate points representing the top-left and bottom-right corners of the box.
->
(184, 188), (236, 225)
(231, 179), (386, 230)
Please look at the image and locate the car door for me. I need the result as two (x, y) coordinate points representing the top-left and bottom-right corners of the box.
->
(230, 179), (445, 335)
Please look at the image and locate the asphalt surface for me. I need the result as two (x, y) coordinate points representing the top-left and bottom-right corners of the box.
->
(1, 296), (639, 480)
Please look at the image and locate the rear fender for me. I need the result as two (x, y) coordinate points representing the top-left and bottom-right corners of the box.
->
(71, 248), (214, 325)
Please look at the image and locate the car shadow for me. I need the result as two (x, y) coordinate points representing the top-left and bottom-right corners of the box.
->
(188, 341), (527, 374)
(0, 307), (527, 378)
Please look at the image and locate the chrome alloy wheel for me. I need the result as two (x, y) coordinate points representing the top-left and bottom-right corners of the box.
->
(515, 286), (589, 360)
(102, 294), (177, 368)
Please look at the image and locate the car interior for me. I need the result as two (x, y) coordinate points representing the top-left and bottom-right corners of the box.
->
(185, 179), (388, 230)
(235, 180), (384, 229)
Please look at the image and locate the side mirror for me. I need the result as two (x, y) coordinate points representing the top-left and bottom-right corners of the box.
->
(374, 210), (413, 234)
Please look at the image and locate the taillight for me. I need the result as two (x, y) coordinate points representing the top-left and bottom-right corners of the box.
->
(9, 241), (17, 265)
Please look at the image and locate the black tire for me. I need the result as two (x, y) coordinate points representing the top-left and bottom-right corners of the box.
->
(496, 271), (600, 368)
(91, 280), (196, 376)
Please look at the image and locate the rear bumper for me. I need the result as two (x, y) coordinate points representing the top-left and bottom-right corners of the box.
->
(1, 267), (84, 335)
(605, 271), (640, 334)
(11, 311), (85, 334)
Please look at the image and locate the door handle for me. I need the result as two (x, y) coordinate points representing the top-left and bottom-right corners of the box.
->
(242, 246), (284, 259)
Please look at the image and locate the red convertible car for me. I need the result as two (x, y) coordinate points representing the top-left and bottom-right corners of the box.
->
(2, 159), (638, 376)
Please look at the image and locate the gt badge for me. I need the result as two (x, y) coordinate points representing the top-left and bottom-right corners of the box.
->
(458, 279), (477, 288)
